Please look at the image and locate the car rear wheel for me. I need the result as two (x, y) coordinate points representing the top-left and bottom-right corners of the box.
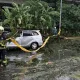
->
(31, 42), (38, 50)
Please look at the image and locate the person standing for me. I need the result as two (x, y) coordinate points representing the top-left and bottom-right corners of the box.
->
(0, 26), (7, 67)
(52, 27), (57, 35)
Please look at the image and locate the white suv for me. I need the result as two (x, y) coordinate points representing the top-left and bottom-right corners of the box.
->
(6, 30), (43, 50)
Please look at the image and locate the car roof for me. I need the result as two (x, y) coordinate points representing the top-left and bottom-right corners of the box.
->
(22, 30), (40, 33)
(22, 30), (40, 31)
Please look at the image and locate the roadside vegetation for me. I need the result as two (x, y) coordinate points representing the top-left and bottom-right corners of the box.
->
(0, 0), (80, 80)
(61, 3), (80, 36)
(2, 0), (80, 36)
(2, 0), (59, 36)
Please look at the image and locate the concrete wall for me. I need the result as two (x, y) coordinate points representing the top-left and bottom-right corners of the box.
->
(0, 0), (25, 4)
(65, 0), (80, 3)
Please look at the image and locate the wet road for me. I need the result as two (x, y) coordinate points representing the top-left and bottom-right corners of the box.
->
(0, 49), (29, 80)
(0, 49), (79, 80)
(0, 38), (80, 80)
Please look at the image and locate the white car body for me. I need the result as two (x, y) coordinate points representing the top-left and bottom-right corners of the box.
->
(6, 30), (43, 49)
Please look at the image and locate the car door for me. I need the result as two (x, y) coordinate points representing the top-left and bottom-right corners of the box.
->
(21, 32), (33, 47)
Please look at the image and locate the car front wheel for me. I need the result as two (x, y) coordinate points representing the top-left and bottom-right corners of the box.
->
(31, 42), (38, 50)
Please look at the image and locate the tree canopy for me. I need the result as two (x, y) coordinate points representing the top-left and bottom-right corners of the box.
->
(61, 3), (80, 35)
(3, 0), (59, 32)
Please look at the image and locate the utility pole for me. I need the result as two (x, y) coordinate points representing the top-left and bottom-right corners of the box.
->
(59, 0), (62, 31)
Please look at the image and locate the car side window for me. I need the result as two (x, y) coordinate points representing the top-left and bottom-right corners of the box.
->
(23, 33), (32, 36)
(32, 32), (39, 36)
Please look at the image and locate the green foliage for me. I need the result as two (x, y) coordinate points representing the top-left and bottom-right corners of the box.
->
(3, 0), (59, 32)
(62, 4), (80, 35)
(3, 0), (80, 35)
(3, 2), (33, 35)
